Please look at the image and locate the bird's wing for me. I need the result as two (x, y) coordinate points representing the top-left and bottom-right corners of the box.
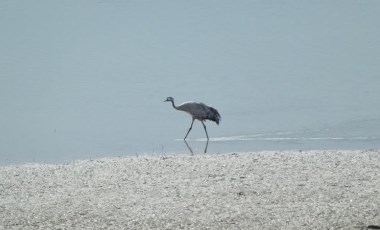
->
(177, 102), (209, 119)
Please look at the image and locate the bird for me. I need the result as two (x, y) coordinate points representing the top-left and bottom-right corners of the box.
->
(164, 97), (221, 140)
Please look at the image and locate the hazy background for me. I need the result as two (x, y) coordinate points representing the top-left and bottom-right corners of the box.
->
(1, 0), (380, 164)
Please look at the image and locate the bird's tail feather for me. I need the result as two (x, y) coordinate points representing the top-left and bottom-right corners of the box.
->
(207, 107), (221, 125)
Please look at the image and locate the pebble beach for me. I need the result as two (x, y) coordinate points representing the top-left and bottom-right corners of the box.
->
(1, 150), (379, 229)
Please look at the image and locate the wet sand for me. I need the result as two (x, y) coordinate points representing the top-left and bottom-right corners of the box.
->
(1, 150), (379, 229)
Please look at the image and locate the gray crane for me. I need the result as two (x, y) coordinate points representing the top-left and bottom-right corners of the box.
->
(164, 97), (221, 140)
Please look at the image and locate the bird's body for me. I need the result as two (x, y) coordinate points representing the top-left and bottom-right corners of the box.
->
(176, 101), (220, 124)
(164, 97), (221, 140)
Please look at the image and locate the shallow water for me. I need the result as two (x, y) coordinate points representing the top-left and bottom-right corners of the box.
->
(1, 1), (380, 165)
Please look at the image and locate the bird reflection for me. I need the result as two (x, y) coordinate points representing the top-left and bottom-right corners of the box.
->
(184, 140), (193, 154)
(204, 139), (209, 153)
(184, 139), (209, 154)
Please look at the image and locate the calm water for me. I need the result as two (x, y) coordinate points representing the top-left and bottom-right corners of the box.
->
(1, 1), (380, 165)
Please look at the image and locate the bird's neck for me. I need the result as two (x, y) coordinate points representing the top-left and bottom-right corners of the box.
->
(170, 100), (177, 110)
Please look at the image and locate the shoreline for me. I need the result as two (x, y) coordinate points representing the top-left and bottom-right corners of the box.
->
(1, 150), (379, 229)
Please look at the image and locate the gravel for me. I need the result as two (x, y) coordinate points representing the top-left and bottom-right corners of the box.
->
(1, 150), (379, 229)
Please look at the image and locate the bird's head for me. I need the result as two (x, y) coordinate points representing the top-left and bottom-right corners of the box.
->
(164, 97), (174, 102)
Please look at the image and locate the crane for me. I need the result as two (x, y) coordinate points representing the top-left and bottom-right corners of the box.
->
(164, 97), (221, 140)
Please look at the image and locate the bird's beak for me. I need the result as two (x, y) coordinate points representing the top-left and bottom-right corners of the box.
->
(163, 99), (169, 102)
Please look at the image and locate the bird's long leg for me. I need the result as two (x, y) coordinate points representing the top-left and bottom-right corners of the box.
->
(184, 118), (195, 140)
(201, 121), (209, 140)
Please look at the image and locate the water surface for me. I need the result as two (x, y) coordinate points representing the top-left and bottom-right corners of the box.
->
(1, 1), (380, 164)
